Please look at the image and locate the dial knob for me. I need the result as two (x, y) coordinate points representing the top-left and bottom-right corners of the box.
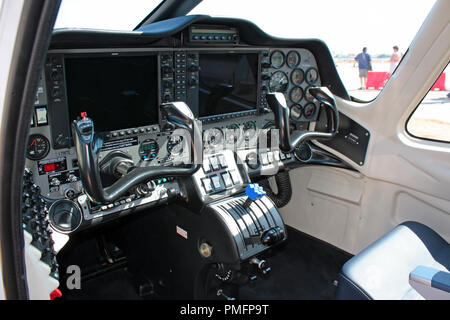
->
(188, 76), (198, 87)
(162, 66), (173, 74)
(246, 152), (260, 169)
(50, 71), (62, 81)
(261, 227), (285, 246)
(50, 178), (61, 187)
(164, 80), (173, 89)
(188, 64), (199, 72)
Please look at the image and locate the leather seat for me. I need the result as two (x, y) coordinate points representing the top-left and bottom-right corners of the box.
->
(336, 221), (450, 300)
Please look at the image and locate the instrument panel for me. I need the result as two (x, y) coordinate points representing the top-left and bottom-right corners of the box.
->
(25, 46), (321, 233)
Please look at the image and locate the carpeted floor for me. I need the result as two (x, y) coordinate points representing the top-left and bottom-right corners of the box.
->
(60, 226), (352, 300)
(63, 268), (143, 300)
(238, 226), (352, 300)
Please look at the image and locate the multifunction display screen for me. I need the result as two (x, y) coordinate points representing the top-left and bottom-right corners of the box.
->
(65, 56), (158, 132)
(198, 53), (259, 118)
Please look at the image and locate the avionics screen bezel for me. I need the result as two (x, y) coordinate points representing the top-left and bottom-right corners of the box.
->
(64, 52), (159, 134)
(197, 51), (261, 119)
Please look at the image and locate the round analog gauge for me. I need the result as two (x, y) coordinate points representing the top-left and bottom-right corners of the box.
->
(269, 71), (289, 93)
(139, 139), (159, 161)
(26, 134), (50, 161)
(290, 105), (303, 121)
(290, 87), (304, 104)
(306, 68), (319, 84)
(225, 124), (241, 143)
(270, 51), (285, 69)
(243, 121), (257, 140)
(204, 128), (223, 147)
(303, 103), (317, 120)
(167, 135), (184, 156)
(291, 69), (304, 86)
(305, 86), (317, 102)
(286, 51), (301, 68)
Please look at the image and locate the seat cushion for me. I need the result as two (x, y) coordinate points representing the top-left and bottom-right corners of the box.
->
(336, 221), (450, 300)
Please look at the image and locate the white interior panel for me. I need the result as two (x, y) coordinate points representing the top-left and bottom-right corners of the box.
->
(394, 192), (450, 240)
(282, 166), (450, 255)
(281, 167), (363, 253)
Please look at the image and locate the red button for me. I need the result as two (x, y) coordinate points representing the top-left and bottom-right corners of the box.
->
(50, 289), (62, 300)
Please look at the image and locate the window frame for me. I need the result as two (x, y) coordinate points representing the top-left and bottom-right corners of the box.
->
(405, 62), (450, 144)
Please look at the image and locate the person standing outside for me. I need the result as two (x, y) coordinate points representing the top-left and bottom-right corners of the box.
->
(355, 47), (372, 89)
(389, 45), (401, 73)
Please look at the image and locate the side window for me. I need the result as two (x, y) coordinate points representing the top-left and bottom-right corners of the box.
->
(407, 64), (450, 143)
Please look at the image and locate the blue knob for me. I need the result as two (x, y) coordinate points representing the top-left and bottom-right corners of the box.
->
(245, 184), (266, 201)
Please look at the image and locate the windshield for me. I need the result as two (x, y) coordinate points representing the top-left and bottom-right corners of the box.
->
(54, 0), (437, 101)
(54, 0), (162, 30)
(190, 0), (437, 101)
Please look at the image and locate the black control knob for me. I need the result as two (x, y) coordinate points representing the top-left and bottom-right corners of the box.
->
(51, 88), (62, 98)
(261, 226), (285, 246)
(163, 94), (172, 102)
(164, 80), (173, 89)
(246, 152), (260, 170)
(50, 71), (62, 81)
(162, 66), (173, 74)
(188, 64), (199, 72)
(188, 76), (198, 87)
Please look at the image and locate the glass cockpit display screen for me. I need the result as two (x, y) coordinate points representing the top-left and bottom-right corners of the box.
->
(198, 53), (259, 117)
(65, 56), (158, 133)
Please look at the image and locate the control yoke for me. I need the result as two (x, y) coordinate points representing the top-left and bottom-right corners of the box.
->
(266, 87), (339, 153)
(72, 102), (201, 204)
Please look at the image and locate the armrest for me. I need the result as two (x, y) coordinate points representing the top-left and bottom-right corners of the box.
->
(409, 266), (450, 300)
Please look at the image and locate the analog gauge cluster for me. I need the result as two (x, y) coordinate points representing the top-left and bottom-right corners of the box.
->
(265, 49), (321, 122)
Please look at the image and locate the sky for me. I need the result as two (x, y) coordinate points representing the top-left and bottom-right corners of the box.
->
(54, 0), (162, 31)
(54, 0), (437, 55)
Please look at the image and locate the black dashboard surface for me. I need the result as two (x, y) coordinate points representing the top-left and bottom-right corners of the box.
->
(51, 15), (349, 100)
